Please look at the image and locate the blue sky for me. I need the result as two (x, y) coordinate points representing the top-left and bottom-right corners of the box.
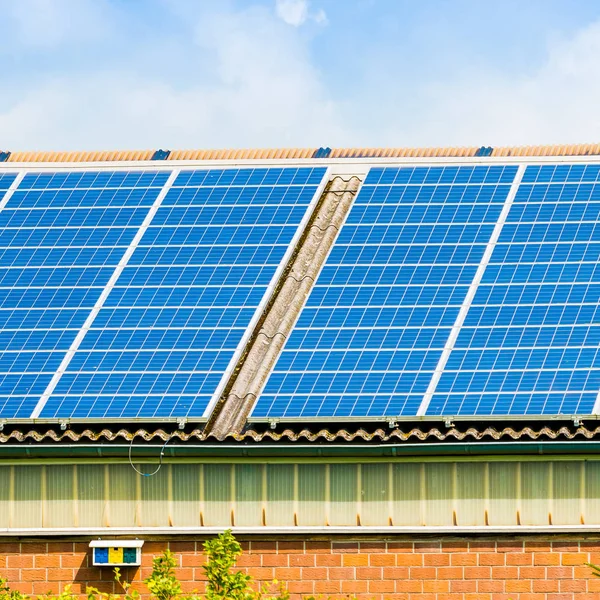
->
(1, 0), (600, 150)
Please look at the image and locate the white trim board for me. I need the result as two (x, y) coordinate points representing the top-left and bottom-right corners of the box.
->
(1, 524), (600, 536)
(3, 155), (600, 173)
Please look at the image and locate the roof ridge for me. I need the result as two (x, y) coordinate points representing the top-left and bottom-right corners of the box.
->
(2, 144), (600, 162)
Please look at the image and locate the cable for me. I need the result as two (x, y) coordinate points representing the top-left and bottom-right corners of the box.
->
(128, 431), (173, 477)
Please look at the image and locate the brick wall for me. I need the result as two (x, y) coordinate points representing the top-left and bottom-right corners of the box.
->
(1, 537), (600, 600)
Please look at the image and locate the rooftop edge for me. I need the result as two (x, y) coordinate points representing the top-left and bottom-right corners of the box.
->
(2, 144), (600, 162)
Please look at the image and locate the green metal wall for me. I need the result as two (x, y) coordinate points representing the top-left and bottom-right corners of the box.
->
(1, 458), (599, 530)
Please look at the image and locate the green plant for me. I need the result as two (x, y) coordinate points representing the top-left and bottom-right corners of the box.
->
(587, 561), (600, 577)
(203, 530), (252, 600)
(202, 530), (288, 600)
(115, 567), (141, 600)
(47, 585), (78, 600)
(0, 577), (28, 600)
(144, 550), (182, 600)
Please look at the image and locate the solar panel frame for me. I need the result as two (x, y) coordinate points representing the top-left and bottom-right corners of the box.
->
(0, 173), (19, 192)
(0, 172), (24, 210)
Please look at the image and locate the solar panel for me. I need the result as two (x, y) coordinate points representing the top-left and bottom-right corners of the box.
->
(0, 170), (170, 419)
(428, 164), (600, 416)
(252, 166), (519, 419)
(35, 167), (327, 419)
(0, 173), (17, 193)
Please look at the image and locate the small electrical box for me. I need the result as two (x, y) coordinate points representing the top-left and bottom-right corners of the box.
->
(89, 540), (144, 567)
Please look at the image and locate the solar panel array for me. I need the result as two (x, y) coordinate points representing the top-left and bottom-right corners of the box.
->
(2, 160), (600, 422)
(253, 166), (520, 418)
(252, 164), (600, 420)
(0, 171), (172, 419)
(429, 165), (600, 416)
(0, 167), (326, 420)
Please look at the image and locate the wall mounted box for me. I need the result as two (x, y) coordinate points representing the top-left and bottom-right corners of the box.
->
(89, 540), (144, 567)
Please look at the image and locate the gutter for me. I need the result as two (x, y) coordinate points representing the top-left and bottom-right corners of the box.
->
(2, 440), (600, 459)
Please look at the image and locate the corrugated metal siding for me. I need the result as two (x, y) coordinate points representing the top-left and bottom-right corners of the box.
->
(1, 460), (600, 530)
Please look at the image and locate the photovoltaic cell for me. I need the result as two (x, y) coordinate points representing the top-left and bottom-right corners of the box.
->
(0, 173), (17, 192)
(429, 164), (600, 416)
(0, 171), (171, 418)
(38, 167), (326, 419)
(252, 166), (519, 419)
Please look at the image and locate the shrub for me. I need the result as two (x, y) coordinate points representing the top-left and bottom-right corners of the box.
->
(203, 530), (287, 600)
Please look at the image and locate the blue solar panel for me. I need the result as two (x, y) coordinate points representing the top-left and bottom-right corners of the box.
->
(38, 167), (327, 419)
(19, 171), (170, 190)
(0, 171), (172, 418)
(521, 164), (600, 184)
(253, 165), (519, 419)
(429, 166), (600, 416)
(0, 173), (17, 192)
(7, 160), (600, 423)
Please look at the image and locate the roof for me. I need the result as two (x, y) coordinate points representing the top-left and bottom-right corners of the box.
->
(1, 421), (600, 459)
(2, 147), (600, 453)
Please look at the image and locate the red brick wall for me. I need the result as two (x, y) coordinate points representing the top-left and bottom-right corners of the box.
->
(1, 537), (600, 600)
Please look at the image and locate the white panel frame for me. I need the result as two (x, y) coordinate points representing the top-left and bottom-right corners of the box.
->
(0, 171), (26, 212)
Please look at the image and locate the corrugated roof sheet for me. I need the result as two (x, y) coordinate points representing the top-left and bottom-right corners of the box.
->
(4, 144), (600, 162)
(0, 423), (599, 444)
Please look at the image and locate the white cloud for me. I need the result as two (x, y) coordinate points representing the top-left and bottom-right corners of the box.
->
(353, 19), (600, 147)
(313, 8), (328, 26)
(275, 0), (327, 27)
(0, 4), (348, 150)
(2, 3), (600, 150)
(3, 0), (111, 47)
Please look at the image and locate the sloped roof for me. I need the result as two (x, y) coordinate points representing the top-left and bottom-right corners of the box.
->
(1, 147), (600, 451)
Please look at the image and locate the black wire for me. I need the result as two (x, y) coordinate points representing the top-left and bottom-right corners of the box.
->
(128, 431), (173, 477)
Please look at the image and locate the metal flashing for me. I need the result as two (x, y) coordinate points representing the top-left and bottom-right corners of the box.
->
(151, 149), (171, 160)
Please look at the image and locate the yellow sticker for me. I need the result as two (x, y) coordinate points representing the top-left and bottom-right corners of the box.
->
(108, 547), (124, 563)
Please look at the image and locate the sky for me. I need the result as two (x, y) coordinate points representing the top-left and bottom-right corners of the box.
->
(1, 0), (600, 150)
